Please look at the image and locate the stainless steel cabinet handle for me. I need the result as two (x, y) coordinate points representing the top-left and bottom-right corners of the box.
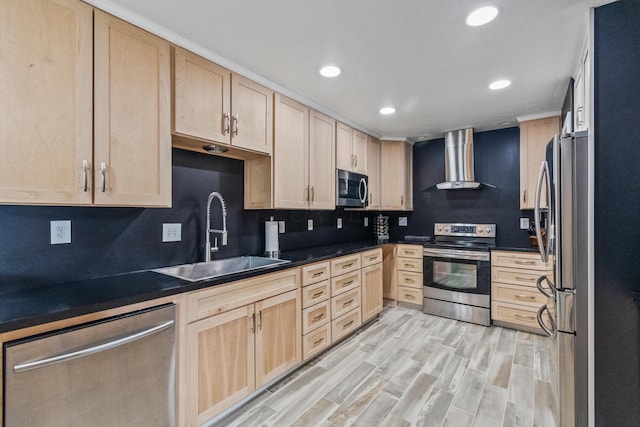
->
(537, 304), (557, 337)
(313, 313), (324, 321)
(100, 162), (107, 192)
(250, 312), (255, 333)
(311, 270), (324, 277)
(343, 320), (354, 329)
(515, 260), (536, 265)
(523, 188), (526, 204)
(514, 294), (536, 300)
(355, 155), (357, 167)
(342, 299), (354, 307)
(515, 276), (535, 281)
(401, 195), (404, 205)
(369, 192), (372, 204)
(233, 114), (239, 136)
(312, 291), (324, 298)
(514, 314), (536, 320)
(82, 160), (89, 192)
(311, 186), (315, 202)
(306, 186), (310, 202)
(223, 112), (230, 135)
(257, 310), (262, 330)
(13, 320), (174, 373)
(313, 337), (325, 346)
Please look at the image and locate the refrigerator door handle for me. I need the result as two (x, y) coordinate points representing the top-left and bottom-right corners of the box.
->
(534, 160), (551, 262)
(536, 275), (557, 300)
(537, 304), (557, 337)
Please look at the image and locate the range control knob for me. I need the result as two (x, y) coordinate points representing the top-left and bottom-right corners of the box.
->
(437, 225), (443, 232)
(486, 227), (492, 234)
(444, 226), (450, 232)
(477, 226), (484, 233)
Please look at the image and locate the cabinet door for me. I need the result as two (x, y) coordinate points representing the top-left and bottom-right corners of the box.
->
(0, 0), (93, 205)
(231, 73), (273, 154)
(366, 136), (381, 210)
(308, 110), (336, 210)
(254, 289), (301, 388)
(353, 129), (368, 175)
(187, 305), (255, 426)
(380, 141), (407, 210)
(273, 94), (309, 209)
(173, 47), (231, 145)
(519, 117), (559, 210)
(94, 11), (172, 207)
(336, 122), (353, 171)
(361, 263), (384, 322)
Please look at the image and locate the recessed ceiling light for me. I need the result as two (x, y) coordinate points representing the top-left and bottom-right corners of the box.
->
(319, 65), (341, 78)
(489, 80), (511, 90)
(379, 107), (396, 115)
(466, 6), (499, 27)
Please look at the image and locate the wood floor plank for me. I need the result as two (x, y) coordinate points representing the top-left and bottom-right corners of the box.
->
(351, 390), (398, 427)
(410, 341), (440, 363)
(503, 401), (533, 427)
(381, 372), (439, 425)
(326, 376), (386, 426)
(435, 355), (469, 394)
(534, 346), (551, 382)
(533, 379), (558, 427)
(217, 390), (274, 427)
(487, 353), (514, 389)
(325, 362), (376, 404)
(468, 341), (494, 372)
(290, 398), (338, 427)
(481, 325), (503, 350)
(443, 407), (476, 427)
(472, 384), (508, 427)
(442, 322), (468, 348)
(451, 368), (487, 414)
(513, 340), (535, 369)
(454, 325), (485, 359)
(414, 388), (455, 427)
(262, 380), (334, 427)
(384, 358), (424, 398)
(507, 365), (534, 408)
(373, 348), (412, 382)
(496, 328), (517, 355)
(264, 365), (328, 411)
(422, 344), (455, 377)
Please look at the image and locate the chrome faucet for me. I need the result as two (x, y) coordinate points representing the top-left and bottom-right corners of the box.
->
(205, 192), (228, 262)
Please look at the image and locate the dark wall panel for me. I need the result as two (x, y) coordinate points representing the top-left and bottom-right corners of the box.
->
(594, 1), (640, 425)
(405, 127), (533, 248)
(0, 149), (371, 290)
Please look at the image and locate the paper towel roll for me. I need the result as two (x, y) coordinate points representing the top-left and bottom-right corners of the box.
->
(265, 221), (279, 253)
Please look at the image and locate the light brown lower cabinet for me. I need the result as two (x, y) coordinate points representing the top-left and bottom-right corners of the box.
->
(361, 261), (383, 322)
(187, 289), (301, 425)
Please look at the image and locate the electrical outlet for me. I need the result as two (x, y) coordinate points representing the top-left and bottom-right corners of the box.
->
(337, 218), (343, 229)
(307, 219), (314, 231)
(399, 217), (408, 227)
(162, 223), (182, 242)
(520, 217), (530, 230)
(364, 217), (369, 227)
(50, 220), (71, 245)
(278, 221), (285, 233)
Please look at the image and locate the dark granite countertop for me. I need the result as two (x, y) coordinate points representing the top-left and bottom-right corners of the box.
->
(0, 240), (382, 334)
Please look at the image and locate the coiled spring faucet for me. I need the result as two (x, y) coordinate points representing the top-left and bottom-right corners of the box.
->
(205, 192), (227, 261)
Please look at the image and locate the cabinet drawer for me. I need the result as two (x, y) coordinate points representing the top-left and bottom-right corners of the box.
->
(302, 261), (331, 286)
(492, 282), (549, 307)
(301, 280), (330, 309)
(330, 254), (361, 276)
(491, 251), (552, 271)
(303, 323), (331, 361)
(491, 301), (543, 331)
(331, 270), (361, 296)
(332, 307), (362, 342)
(397, 244), (422, 259)
(492, 267), (542, 288)
(302, 300), (330, 334)
(398, 270), (423, 289)
(187, 269), (298, 323)
(361, 248), (383, 267)
(331, 287), (361, 319)
(398, 286), (423, 305)
(398, 257), (422, 273)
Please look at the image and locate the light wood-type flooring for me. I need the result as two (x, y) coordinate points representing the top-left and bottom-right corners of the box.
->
(217, 306), (558, 427)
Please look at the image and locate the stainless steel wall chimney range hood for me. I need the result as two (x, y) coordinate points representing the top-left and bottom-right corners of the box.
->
(436, 128), (483, 190)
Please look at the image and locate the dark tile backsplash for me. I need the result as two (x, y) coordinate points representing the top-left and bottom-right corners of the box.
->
(0, 149), (372, 290)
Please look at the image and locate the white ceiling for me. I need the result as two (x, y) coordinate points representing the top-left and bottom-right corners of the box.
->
(87, 0), (614, 141)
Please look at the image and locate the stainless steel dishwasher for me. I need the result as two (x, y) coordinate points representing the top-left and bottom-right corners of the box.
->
(4, 304), (176, 427)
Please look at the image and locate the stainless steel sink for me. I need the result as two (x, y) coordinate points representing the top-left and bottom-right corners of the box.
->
(152, 256), (290, 282)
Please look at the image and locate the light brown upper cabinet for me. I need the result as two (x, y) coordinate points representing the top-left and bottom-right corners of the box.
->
(172, 47), (273, 156)
(380, 141), (413, 211)
(519, 116), (560, 210)
(0, 1), (171, 207)
(366, 136), (381, 210)
(336, 122), (367, 175)
(94, 11), (171, 207)
(254, 95), (336, 210)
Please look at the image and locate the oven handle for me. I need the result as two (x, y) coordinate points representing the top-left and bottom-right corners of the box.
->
(423, 248), (489, 261)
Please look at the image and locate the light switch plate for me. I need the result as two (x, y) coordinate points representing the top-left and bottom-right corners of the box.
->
(337, 218), (343, 229)
(399, 217), (408, 227)
(308, 219), (314, 231)
(520, 217), (530, 230)
(162, 223), (182, 242)
(278, 221), (285, 233)
(50, 220), (71, 245)
(364, 217), (369, 227)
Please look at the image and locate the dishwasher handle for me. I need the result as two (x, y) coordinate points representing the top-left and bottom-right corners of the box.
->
(13, 319), (174, 374)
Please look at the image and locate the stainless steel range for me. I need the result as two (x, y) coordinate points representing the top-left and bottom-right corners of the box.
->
(405, 222), (496, 326)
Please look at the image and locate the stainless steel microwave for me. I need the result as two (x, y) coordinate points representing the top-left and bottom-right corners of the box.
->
(336, 169), (368, 207)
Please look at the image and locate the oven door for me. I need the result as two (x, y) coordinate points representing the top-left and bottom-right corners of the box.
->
(423, 248), (490, 298)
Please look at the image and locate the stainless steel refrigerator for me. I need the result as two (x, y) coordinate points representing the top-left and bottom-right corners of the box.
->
(533, 130), (589, 427)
